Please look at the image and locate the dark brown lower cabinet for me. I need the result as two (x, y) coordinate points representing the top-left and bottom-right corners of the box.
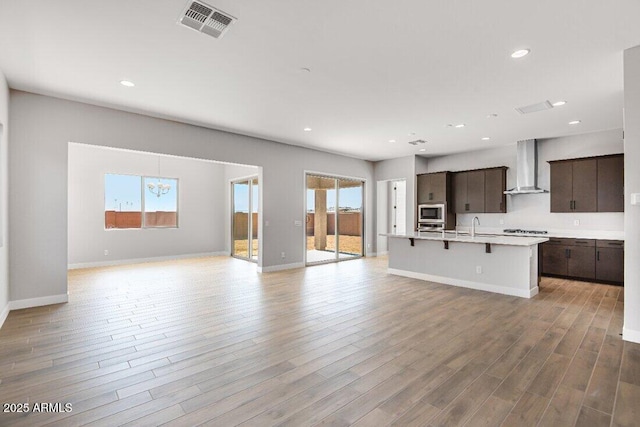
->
(567, 245), (595, 280)
(541, 244), (568, 276)
(541, 238), (622, 285)
(596, 241), (624, 283)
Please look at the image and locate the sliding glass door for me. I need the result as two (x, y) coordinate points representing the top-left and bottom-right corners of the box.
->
(232, 177), (259, 261)
(306, 174), (364, 265)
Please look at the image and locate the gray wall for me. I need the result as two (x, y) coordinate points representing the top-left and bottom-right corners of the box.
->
(68, 144), (228, 266)
(624, 46), (640, 343)
(0, 70), (8, 317)
(425, 129), (624, 233)
(415, 155), (429, 175)
(9, 91), (375, 301)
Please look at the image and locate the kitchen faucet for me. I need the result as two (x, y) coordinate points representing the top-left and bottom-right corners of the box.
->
(471, 216), (480, 237)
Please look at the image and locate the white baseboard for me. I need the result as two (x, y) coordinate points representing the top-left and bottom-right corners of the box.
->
(9, 293), (69, 310)
(367, 252), (377, 257)
(258, 262), (305, 273)
(0, 302), (9, 329)
(377, 251), (389, 256)
(387, 268), (538, 299)
(68, 251), (229, 270)
(623, 326), (640, 344)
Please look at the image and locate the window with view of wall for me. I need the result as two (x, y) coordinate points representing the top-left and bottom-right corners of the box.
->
(104, 174), (178, 229)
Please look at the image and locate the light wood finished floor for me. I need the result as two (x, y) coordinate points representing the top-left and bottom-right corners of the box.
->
(0, 256), (639, 426)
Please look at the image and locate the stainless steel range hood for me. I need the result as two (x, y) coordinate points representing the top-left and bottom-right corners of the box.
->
(504, 139), (547, 195)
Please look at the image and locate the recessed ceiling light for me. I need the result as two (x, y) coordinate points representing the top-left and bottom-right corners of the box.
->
(487, 113), (498, 118)
(552, 100), (567, 107)
(511, 49), (530, 59)
(388, 139), (396, 143)
(481, 137), (491, 141)
(419, 148), (426, 152)
(568, 120), (581, 125)
(303, 127), (312, 131)
(455, 124), (466, 128)
(120, 80), (135, 87)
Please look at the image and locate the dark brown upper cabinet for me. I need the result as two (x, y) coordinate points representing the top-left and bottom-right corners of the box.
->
(417, 172), (449, 204)
(452, 167), (507, 213)
(452, 172), (467, 213)
(453, 170), (484, 213)
(549, 158), (597, 212)
(597, 155), (624, 212)
(549, 154), (623, 213)
(484, 168), (508, 213)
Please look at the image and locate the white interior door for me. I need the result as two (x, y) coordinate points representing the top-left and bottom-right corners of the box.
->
(376, 181), (388, 253)
(393, 180), (407, 234)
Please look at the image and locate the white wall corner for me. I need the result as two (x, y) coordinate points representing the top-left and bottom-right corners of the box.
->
(9, 293), (69, 311)
(623, 326), (640, 344)
(0, 302), (9, 329)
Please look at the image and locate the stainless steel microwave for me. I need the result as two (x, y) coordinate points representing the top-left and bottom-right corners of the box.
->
(418, 204), (445, 223)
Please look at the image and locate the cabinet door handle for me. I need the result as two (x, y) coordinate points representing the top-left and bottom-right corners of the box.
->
(565, 248), (570, 258)
(429, 192), (433, 200)
(465, 203), (469, 211)
(597, 250), (600, 261)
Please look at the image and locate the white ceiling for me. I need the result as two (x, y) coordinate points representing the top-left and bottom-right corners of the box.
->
(1, 1), (639, 161)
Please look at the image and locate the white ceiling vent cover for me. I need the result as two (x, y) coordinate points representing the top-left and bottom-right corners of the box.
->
(515, 100), (553, 115)
(179, 1), (236, 39)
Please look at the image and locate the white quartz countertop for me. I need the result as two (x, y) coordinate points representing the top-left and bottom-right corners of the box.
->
(381, 232), (548, 247)
(440, 227), (625, 241)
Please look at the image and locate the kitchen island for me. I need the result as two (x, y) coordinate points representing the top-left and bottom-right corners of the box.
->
(383, 231), (548, 298)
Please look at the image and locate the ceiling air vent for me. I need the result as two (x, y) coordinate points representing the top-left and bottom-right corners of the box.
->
(408, 140), (426, 146)
(179, 1), (236, 39)
(515, 100), (553, 115)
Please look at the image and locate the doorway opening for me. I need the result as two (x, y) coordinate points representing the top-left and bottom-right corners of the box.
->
(231, 177), (259, 262)
(305, 173), (364, 265)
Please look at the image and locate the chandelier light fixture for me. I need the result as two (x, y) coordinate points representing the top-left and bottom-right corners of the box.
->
(147, 180), (171, 197)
